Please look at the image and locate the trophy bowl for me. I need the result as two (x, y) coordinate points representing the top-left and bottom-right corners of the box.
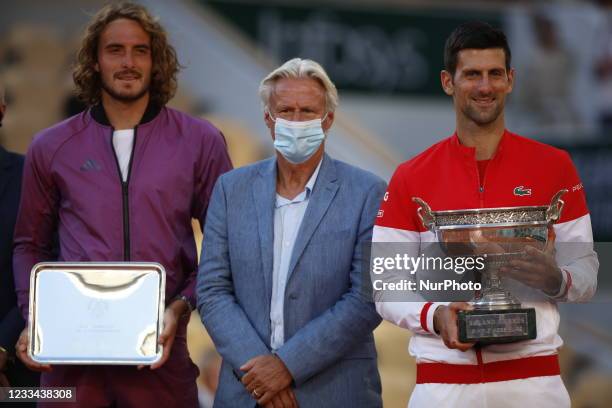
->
(412, 190), (567, 344)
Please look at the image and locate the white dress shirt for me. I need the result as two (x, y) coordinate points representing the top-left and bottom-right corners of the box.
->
(270, 160), (322, 350)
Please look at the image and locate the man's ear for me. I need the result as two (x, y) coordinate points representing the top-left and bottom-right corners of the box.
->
(264, 109), (274, 130)
(507, 67), (515, 94)
(322, 111), (334, 133)
(441, 70), (454, 96)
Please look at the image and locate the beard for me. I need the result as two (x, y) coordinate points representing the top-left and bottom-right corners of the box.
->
(101, 72), (150, 103)
(462, 99), (505, 126)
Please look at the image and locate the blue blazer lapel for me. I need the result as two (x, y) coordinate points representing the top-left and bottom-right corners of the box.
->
(287, 154), (339, 281)
(252, 158), (277, 303)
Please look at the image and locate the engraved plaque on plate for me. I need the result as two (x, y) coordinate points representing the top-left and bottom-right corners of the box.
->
(28, 262), (165, 365)
(458, 309), (536, 344)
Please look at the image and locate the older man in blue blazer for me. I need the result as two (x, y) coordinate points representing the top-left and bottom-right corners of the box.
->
(197, 58), (385, 408)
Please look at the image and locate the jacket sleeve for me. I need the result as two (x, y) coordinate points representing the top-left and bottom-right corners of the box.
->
(274, 180), (386, 386)
(179, 127), (233, 309)
(372, 166), (445, 336)
(13, 138), (60, 320)
(0, 307), (25, 354)
(196, 176), (270, 375)
(549, 152), (598, 302)
(0, 154), (26, 352)
(552, 215), (598, 302)
(372, 228), (447, 336)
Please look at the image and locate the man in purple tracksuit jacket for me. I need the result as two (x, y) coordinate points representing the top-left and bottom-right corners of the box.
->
(12, 3), (232, 407)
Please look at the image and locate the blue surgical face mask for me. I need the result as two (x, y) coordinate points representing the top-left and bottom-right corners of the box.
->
(272, 115), (327, 164)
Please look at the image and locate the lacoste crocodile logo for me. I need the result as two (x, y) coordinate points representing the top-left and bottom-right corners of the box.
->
(513, 186), (532, 196)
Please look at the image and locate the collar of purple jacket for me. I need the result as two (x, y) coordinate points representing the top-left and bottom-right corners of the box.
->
(90, 101), (162, 127)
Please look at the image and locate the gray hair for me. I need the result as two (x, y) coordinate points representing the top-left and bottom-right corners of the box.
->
(259, 58), (339, 114)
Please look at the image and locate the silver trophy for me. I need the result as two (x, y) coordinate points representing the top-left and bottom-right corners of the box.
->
(28, 262), (166, 365)
(412, 190), (567, 344)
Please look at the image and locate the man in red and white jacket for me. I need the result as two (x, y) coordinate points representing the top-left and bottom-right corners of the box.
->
(374, 22), (598, 408)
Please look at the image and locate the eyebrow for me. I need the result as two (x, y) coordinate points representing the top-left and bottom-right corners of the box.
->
(462, 67), (505, 73)
(104, 43), (150, 49)
(275, 105), (317, 111)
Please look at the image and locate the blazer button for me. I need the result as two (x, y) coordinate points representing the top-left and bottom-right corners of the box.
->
(289, 293), (298, 300)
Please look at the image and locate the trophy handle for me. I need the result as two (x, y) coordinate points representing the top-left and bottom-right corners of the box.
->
(546, 189), (568, 223)
(412, 197), (435, 231)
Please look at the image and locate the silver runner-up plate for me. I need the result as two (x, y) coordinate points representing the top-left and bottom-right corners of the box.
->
(28, 262), (166, 365)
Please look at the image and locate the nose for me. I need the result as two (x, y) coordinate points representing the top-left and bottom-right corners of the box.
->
(477, 75), (493, 94)
(289, 111), (303, 121)
(121, 51), (135, 68)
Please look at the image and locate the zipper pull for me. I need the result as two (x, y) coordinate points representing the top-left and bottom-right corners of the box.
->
(479, 186), (484, 193)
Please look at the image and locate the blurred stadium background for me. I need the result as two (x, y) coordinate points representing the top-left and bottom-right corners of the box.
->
(1, 0), (611, 406)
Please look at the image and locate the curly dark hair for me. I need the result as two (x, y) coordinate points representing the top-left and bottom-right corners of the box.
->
(73, 2), (180, 106)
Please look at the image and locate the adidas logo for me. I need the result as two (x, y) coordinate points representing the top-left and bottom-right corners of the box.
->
(80, 159), (102, 172)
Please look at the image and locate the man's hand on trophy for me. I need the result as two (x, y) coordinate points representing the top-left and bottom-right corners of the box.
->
(500, 228), (562, 296)
(433, 302), (476, 351)
(143, 299), (187, 370)
(15, 327), (52, 372)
